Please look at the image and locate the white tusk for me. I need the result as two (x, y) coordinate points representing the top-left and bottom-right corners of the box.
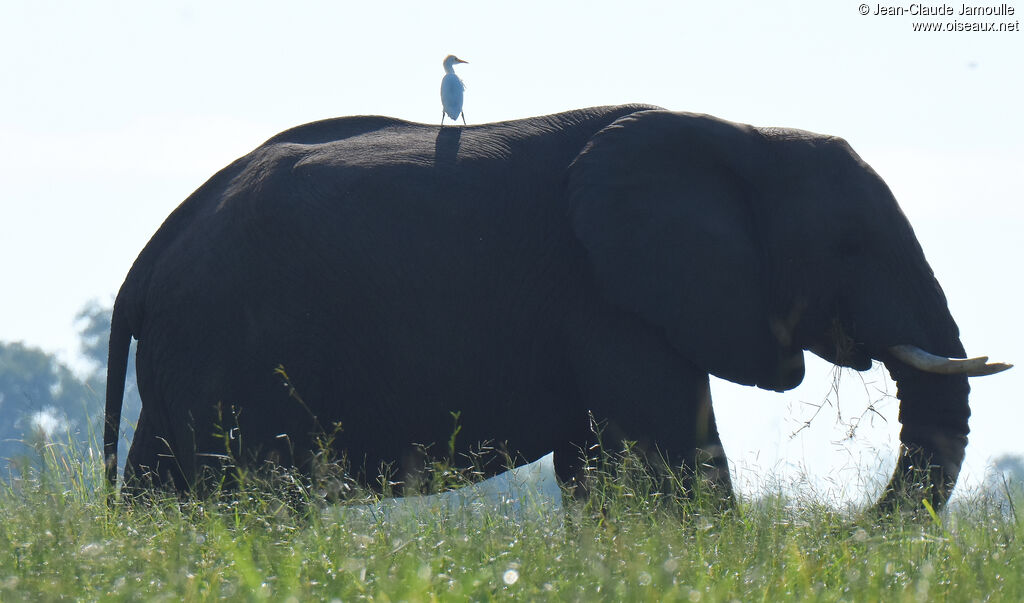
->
(888, 344), (1013, 376)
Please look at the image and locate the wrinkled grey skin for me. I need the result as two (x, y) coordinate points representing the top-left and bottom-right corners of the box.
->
(106, 105), (991, 510)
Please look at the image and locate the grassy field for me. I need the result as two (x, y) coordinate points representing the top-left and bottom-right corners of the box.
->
(1, 443), (1021, 601)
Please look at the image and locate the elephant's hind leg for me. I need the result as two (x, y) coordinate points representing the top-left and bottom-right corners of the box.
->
(122, 405), (190, 496)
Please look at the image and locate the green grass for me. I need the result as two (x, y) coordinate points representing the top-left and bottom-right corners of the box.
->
(1, 442), (1021, 601)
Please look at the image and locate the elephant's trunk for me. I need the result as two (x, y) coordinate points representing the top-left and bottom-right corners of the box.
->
(875, 345), (972, 512)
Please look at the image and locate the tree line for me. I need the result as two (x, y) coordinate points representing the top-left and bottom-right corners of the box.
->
(0, 301), (139, 474)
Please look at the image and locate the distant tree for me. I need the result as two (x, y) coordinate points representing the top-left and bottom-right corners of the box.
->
(0, 301), (141, 474)
(993, 454), (1024, 483)
(978, 453), (1024, 507)
(0, 341), (95, 463)
(76, 300), (114, 373)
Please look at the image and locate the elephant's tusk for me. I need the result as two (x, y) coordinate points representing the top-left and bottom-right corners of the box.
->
(888, 344), (1013, 376)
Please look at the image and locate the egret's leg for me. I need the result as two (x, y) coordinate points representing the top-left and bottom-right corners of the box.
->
(441, 111), (446, 126)
(460, 112), (466, 125)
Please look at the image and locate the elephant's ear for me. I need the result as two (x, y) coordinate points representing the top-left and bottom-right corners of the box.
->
(568, 110), (803, 391)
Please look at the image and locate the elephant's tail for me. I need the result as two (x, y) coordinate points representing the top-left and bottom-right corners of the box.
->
(104, 298), (132, 490)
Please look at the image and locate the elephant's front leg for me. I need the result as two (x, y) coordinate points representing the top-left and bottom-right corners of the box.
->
(690, 389), (734, 505)
(567, 310), (735, 505)
(621, 372), (735, 506)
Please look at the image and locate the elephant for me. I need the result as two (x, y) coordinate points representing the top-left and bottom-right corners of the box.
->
(104, 105), (1009, 510)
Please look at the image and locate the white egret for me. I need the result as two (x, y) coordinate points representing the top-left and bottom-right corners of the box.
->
(440, 54), (468, 126)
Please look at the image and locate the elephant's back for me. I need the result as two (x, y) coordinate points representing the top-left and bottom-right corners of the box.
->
(122, 105), (660, 363)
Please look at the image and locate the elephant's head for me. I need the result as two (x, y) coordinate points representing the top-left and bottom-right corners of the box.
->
(568, 109), (1009, 510)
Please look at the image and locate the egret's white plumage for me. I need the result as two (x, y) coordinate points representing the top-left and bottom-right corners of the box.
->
(440, 54), (468, 126)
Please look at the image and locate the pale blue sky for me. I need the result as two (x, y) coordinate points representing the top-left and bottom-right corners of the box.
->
(1, 1), (1021, 500)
